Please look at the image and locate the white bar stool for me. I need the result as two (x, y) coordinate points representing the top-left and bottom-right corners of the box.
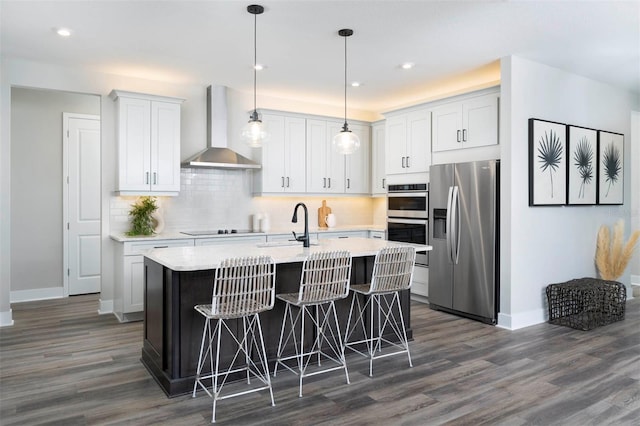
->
(192, 256), (276, 423)
(273, 250), (352, 397)
(344, 246), (416, 377)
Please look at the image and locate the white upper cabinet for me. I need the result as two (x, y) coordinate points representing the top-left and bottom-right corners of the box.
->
(306, 119), (345, 193)
(385, 107), (431, 175)
(371, 121), (386, 195)
(432, 92), (499, 152)
(111, 90), (183, 194)
(255, 113), (306, 193)
(344, 123), (370, 194)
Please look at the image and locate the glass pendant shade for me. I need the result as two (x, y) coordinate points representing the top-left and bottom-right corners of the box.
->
(332, 125), (360, 155)
(242, 113), (269, 148)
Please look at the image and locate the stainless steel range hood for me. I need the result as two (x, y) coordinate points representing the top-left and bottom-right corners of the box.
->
(181, 85), (261, 169)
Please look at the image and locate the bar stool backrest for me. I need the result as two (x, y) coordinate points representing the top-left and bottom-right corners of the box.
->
(370, 246), (416, 293)
(211, 256), (276, 318)
(298, 250), (352, 304)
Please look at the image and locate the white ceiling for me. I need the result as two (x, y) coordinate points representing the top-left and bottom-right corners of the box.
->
(1, 0), (638, 113)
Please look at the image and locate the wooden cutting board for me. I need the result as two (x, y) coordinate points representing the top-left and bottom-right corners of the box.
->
(318, 200), (331, 228)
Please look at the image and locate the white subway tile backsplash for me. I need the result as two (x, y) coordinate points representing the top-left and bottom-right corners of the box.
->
(110, 168), (382, 234)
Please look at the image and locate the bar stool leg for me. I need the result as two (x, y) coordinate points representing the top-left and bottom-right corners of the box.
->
(212, 319), (223, 423)
(394, 292), (412, 368)
(330, 300), (350, 385)
(299, 306), (306, 397)
(254, 313), (276, 407)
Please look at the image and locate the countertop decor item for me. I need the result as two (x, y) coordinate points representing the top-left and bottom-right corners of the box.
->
(595, 220), (639, 280)
(318, 200), (331, 228)
(126, 196), (158, 236)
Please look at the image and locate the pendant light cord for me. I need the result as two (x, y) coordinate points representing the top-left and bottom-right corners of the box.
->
(343, 33), (348, 129)
(253, 11), (257, 114)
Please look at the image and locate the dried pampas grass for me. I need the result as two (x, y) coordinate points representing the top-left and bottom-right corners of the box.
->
(595, 220), (640, 280)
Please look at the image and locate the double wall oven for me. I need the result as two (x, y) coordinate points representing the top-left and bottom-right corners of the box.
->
(387, 184), (428, 266)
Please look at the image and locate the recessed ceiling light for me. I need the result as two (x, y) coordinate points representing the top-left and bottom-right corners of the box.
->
(401, 62), (415, 70)
(351, 81), (361, 87)
(55, 27), (72, 37)
(254, 64), (266, 71)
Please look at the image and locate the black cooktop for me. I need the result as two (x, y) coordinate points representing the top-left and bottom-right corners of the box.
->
(180, 229), (252, 236)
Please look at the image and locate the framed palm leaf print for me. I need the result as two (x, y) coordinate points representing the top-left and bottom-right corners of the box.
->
(529, 118), (567, 206)
(567, 126), (597, 205)
(597, 131), (624, 205)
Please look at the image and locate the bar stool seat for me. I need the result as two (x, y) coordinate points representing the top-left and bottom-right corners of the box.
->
(192, 256), (276, 423)
(344, 246), (416, 377)
(273, 250), (352, 397)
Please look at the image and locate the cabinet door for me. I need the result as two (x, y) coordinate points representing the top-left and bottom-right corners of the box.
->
(371, 123), (386, 194)
(326, 121), (346, 193)
(151, 101), (181, 192)
(406, 109), (431, 173)
(432, 102), (462, 152)
(123, 255), (144, 313)
(385, 115), (407, 175)
(463, 94), (498, 149)
(344, 124), (369, 194)
(260, 114), (287, 192)
(118, 97), (151, 191)
(284, 117), (307, 192)
(306, 119), (328, 192)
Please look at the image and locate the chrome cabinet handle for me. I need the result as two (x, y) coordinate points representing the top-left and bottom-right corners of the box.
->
(146, 172), (150, 184)
(406, 157), (410, 168)
(153, 172), (157, 185)
(286, 177), (290, 188)
(347, 178), (350, 189)
(328, 177), (331, 188)
(281, 177), (285, 188)
(457, 130), (461, 142)
(463, 129), (467, 142)
(323, 177), (326, 188)
(401, 157), (406, 168)
(382, 178), (386, 189)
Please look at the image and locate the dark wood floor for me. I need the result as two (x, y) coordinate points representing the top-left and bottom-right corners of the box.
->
(1, 295), (638, 425)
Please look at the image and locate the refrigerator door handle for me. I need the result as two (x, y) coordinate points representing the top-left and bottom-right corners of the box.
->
(446, 186), (454, 263)
(452, 185), (461, 264)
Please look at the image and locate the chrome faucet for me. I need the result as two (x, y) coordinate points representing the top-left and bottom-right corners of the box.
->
(291, 202), (310, 247)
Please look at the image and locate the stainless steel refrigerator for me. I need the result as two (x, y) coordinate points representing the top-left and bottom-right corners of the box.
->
(428, 160), (499, 324)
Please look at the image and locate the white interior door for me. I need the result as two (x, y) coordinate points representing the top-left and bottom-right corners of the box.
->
(64, 113), (101, 295)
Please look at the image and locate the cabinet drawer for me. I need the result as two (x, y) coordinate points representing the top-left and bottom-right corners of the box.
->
(124, 238), (194, 255)
(411, 265), (429, 297)
(195, 236), (267, 246)
(318, 231), (368, 239)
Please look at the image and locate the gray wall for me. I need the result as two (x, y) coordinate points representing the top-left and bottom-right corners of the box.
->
(10, 87), (100, 292)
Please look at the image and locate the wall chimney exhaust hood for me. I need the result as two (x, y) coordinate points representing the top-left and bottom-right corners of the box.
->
(181, 85), (261, 169)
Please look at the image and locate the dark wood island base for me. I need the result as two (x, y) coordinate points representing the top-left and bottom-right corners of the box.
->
(141, 256), (413, 397)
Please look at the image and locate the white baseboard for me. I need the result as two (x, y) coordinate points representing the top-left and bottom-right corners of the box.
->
(98, 298), (114, 315)
(497, 308), (546, 330)
(0, 309), (14, 327)
(10, 287), (64, 303)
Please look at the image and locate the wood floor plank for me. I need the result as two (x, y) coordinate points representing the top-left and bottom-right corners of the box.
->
(1, 294), (638, 425)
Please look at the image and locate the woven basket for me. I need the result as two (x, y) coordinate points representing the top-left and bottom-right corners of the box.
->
(546, 278), (626, 330)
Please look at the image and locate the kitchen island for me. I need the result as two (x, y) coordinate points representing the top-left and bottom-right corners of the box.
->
(141, 237), (431, 397)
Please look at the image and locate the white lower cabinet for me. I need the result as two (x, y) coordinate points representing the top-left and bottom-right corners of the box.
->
(114, 238), (194, 322)
(194, 236), (266, 246)
(411, 265), (429, 299)
(318, 230), (369, 239)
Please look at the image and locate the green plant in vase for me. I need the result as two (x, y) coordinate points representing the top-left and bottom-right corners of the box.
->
(126, 196), (158, 236)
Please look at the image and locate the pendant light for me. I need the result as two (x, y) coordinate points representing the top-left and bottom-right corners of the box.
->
(242, 4), (269, 147)
(332, 28), (360, 155)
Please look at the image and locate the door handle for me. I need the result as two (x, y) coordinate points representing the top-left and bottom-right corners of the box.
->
(323, 177), (326, 188)
(463, 129), (467, 142)
(457, 130), (461, 142)
(328, 177), (331, 188)
(347, 178), (350, 189)
(401, 157), (406, 168)
(382, 178), (386, 189)
(286, 177), (290, 188)
(406, 156), (410, 168)
(146, 172), (150, 184)
(451, 185), (460, 265)
(281, 177), (285, 188)
(153, 172), (157, 185)
(446, 186), (454, 263)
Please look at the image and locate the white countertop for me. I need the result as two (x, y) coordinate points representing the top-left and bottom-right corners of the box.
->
(144, 237), (431, 271)
(110, 225), (386, 242)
